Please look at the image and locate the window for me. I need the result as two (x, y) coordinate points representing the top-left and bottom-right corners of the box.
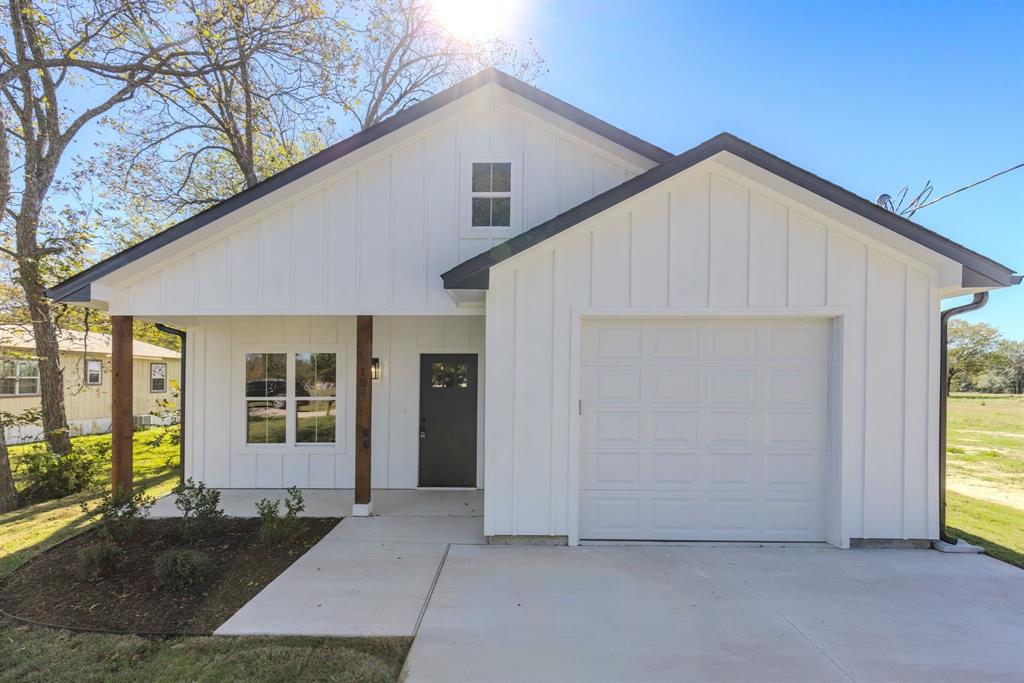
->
(85, 359), (103, 386)
(150, 362), (168, 393)
(0, 358), (39, 396)
(470, 162), (512, 227)
(431, 362), (469, 389)
(245, 351), (336, 446)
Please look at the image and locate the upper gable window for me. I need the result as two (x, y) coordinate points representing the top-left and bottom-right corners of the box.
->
(470, 162), (512, 228)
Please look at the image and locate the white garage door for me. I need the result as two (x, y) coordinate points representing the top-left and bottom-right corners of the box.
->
(580, 318), (830, 542)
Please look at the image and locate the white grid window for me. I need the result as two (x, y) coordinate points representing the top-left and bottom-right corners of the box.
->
(470, 162), (512, 227)
(85, 359), (103, 386)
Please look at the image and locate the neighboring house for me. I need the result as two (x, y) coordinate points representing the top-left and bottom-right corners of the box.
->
(0, 325), (180, 444)
(45, 69), (1018, 547)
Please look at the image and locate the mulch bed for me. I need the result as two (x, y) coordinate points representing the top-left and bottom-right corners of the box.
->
(0, 517), (339, 635)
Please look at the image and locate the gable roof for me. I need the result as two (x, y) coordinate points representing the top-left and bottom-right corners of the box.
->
(442, 133), (1019, 290)
(46, 68), (673, 303)
(0, 325), (180, 358)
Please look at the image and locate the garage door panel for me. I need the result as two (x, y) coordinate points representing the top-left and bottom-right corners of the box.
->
(651, 452), (700, 487)
(765, 368), (827, 405)
(580, 318), (829, 542)
(706, 411), (758, 445)
(651, 410), (701, 444)
(708, 326), (758, 360)
(764, 411), (826, 448)
(650, 325), (700, 359)
(709, 368), (758, 402)
(583, 325), (642, 361)
(586, 410), (642, 448)
(651, 369), (700, 403)
(764, 452), (822, 489)
(767, 324), (829, 363)
(707, 452), (760, 489)
(592, 368), (642, 403)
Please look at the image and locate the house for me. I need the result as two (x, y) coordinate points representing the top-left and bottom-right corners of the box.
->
(45, 69), (1018, 547)
(0, 325), (180, 443)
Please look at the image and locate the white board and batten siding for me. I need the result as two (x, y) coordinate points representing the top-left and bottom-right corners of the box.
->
(184, 315), (484, 490)
(105, 86), (653, 317)
(484, 162), (941, 547)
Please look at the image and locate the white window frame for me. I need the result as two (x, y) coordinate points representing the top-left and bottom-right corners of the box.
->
(239, 346), (340, 450)
(84, 358), (103, 386)
(150, 362), (168, 393)
(460, 155), (521, 238)
(0, 358), (40, 396)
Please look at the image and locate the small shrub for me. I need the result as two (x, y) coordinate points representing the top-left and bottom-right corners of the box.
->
(75, 541), (121, 580)
(153, 549), (209, 590)
(19, 443), (103, 501)
(255, 486), (305, 545)
(173, 478), (226, 541)
(86, 489), (156, 542)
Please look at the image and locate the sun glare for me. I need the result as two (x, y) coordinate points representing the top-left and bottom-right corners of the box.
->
(431, 0), (520, 41)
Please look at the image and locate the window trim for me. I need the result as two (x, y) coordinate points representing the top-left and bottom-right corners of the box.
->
(84, 358), (103, 386)
(150, 362), (168, 393)
(0, 357), (40, 397)
(461, 155), (521, 237)
(238, 345), (343, 451)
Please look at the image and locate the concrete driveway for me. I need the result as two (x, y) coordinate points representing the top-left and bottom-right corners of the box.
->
(402, 545), (1023, 683)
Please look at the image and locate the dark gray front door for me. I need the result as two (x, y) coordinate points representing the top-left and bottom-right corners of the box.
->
(418, 354), (478, 487)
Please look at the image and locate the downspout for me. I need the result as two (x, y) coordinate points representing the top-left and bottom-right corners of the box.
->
(938, 292), (988, 544)
(155, 324), (186, 486)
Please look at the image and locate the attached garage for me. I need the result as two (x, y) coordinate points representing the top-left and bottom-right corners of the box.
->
(579, 318), (830, 542)
(445, 134), (1017, 548)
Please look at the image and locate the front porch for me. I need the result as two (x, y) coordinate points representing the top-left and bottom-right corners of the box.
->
(150, 488), (483, 519)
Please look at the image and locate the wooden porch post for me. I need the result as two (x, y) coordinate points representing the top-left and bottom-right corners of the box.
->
(111, 315), (134, 495)
(354, 315), (373, 515)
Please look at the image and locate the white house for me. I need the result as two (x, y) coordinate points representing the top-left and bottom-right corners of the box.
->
(47, 69), (1018, 547)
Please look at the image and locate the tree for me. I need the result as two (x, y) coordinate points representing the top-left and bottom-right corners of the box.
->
(100, 0), (546, 228)
(100, 0), (356, 233)
(0, 0), (230, 458)
(0, 418), (14, 512)
(352, 0), (545, 130)
(983, 339), (1024, 394)
(946, 320), (1001, 395)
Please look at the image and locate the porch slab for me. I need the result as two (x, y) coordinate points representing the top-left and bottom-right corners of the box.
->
(150, 488), (482, 518)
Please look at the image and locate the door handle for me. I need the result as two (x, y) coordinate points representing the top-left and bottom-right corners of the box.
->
(420, 430), (427, 439)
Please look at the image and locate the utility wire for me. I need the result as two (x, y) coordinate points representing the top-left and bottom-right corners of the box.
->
(914, 162), (1024, 212)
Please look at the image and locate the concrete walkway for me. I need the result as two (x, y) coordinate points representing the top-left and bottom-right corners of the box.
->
(402, 545), (1024, 683)
(212, 490), (483, 637)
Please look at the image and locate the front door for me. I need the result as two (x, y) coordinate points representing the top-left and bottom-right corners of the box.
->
(418, 354), (478, 487)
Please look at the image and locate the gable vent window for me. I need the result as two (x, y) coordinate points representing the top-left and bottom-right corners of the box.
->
(471, 162), (512, 227)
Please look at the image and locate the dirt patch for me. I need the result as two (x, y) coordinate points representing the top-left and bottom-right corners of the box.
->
(0, 517), (339, 635)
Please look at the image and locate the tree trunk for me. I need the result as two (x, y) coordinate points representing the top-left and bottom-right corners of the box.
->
(16, 237), (73, 456)
(0, 418), (18, 513)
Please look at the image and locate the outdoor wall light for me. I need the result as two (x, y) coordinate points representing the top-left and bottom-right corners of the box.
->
(371, 357), (382, 381)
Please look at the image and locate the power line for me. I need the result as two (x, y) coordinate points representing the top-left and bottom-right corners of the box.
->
(914, 162), (1024, 212)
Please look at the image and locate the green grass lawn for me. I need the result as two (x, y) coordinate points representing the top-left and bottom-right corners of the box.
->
(1, 429), (410, 682)
(946, 394), (1023, 568)
(0, 428), (181, 579)
(0, 620), (410, 683)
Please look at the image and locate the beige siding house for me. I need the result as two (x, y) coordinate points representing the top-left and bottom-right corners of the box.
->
(0, 325), (180, 444)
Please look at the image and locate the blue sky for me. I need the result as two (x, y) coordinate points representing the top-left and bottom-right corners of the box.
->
(503, 0), (1023, 338)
